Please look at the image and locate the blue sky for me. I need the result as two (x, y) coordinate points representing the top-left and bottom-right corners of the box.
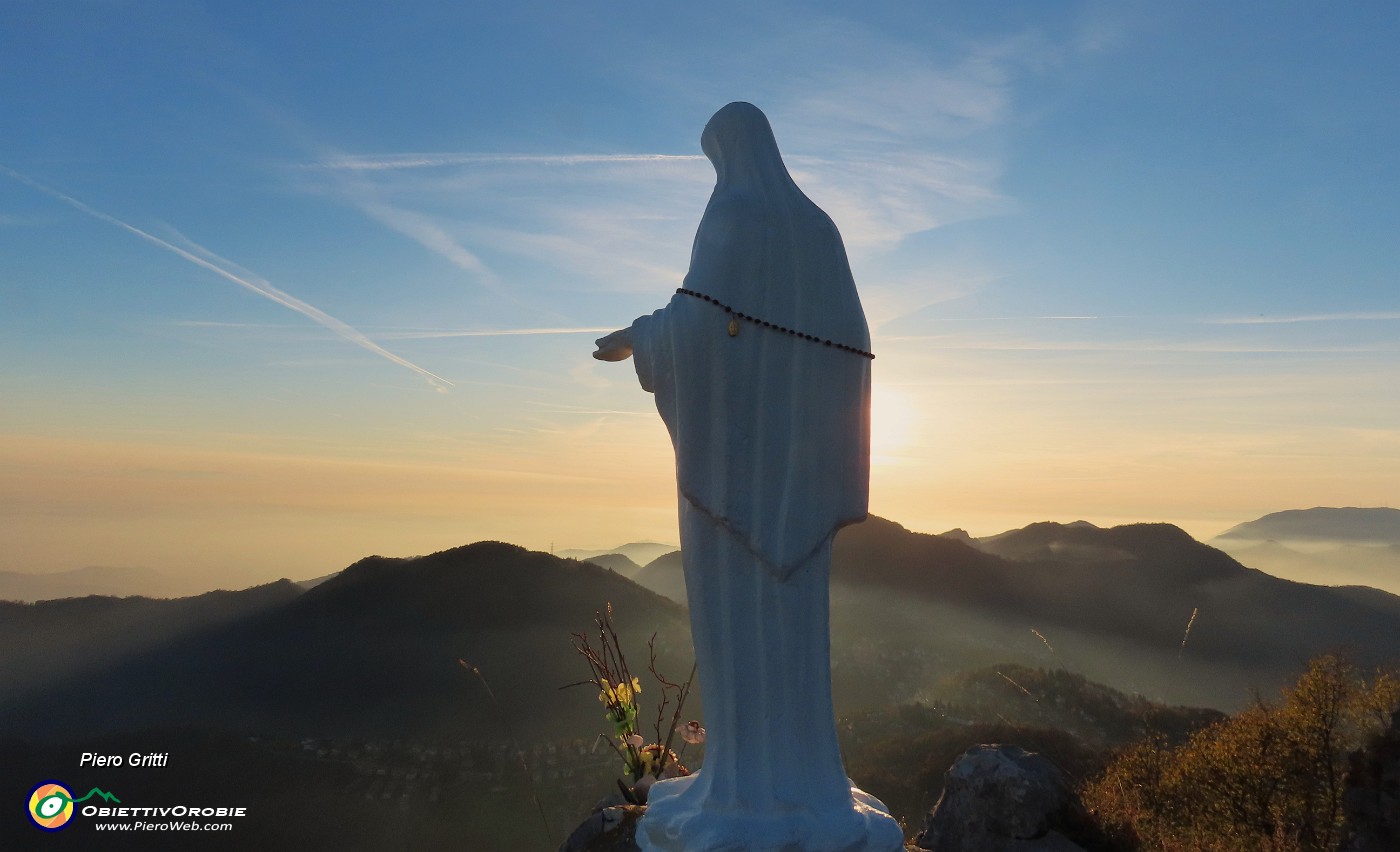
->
(2, 1), (1397, 583)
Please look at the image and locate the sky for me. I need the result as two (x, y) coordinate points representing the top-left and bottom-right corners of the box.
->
(2, 1), (1397, 586)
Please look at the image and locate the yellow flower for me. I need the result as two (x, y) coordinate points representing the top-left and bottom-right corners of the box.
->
(594, 676), (640, 706)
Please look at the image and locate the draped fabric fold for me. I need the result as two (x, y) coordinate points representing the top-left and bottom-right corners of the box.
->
(629, 101), (871, 582)
(624, 102), (901, 852)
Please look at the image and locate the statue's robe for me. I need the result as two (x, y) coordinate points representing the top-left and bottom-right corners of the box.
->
(628, 102), (903, 852)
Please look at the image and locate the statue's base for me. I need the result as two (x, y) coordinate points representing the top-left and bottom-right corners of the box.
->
(558, 781), (907, 852)
(633, 774), (905, 852)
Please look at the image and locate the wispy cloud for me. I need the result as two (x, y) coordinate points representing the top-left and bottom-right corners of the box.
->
(1207, 312), (1400, 325)
(283, 28), (1037, 324)
(897, 315), (1108, 322)
(172, 320), (616, 340)
(0, 212), (55, 227)
(524, 401), (653, 417)
(350, 196), (502, 290)
(2, 166), (452, 391)
(296, 149), (710, 301)
(174, 320), (306, 329)
(786, 150), (1010, 251)
(755, 27), (1042, 249)
(373, 326), (615, 340)
(290, 33), (1030, 293)
(880, 337), (1398, 354)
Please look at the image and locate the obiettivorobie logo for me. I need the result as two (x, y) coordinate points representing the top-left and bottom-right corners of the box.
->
(27, 781), (120, 831)
(26, 778), (248, 834)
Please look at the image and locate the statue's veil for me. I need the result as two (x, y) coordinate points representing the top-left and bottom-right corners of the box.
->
(632, 102), (872, 580)
(688, 102), (870, 356)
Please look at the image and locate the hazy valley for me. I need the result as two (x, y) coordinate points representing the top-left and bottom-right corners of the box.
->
(4, 507), (1399, 849)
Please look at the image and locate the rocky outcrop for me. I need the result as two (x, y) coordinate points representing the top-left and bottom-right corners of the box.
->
(560, 760), (692, 850)
(558, 801), (644, 852)
(915, 744), (1089, 852)
(1342, 710), (1400, 852)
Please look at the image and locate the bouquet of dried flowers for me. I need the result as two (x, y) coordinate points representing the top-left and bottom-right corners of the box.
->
(566, 602), (703, 804)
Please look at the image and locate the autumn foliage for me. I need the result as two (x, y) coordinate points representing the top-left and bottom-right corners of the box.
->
(1084, 655), (1400, 852)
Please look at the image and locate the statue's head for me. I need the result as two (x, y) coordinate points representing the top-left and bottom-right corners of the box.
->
(700, 102), (791, 190)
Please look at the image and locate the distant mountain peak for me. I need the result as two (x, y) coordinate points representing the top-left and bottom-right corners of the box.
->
(557, 540), (680, 568)
(1217, 507), (1400, 545)
(1106, 522), (1196, 542)
(966, 519), (1236, 585)
(431, 540), (531, 559)
(0, 564), (199, 603)
(979, 519), (1187, 548)
(580, 552), (643, 578)
(298, 539), (683, 631)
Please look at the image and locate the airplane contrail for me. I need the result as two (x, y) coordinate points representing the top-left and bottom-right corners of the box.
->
(374, 327), (615, 340)
(1, 166), (452, 390)
(310, 152), (707, 171)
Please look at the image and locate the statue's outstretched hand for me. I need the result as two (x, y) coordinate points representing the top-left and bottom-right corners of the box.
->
(593, 328), (633, 361)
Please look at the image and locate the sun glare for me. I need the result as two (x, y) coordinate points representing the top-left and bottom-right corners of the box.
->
(871, 383), (916, 464)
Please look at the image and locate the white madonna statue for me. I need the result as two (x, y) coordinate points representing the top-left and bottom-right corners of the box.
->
(593, 101), (903, 852)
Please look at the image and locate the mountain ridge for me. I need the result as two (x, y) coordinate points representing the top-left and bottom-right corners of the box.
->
(1, 543), (690, 743)
(1217, 506), (1400, 544)
(0, 564), (209, 602)
(6, 514), (1400, 746)
(1212, 506), (1400, 594)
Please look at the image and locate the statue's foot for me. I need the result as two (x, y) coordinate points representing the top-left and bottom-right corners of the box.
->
(637, 775), (904, 852)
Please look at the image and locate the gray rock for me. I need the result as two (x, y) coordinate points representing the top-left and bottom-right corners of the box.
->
(558, 804), (644, 852)
(915, 744), (1088, 852)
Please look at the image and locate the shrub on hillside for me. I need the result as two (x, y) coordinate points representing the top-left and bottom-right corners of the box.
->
(1084, 655), (1400, 852)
